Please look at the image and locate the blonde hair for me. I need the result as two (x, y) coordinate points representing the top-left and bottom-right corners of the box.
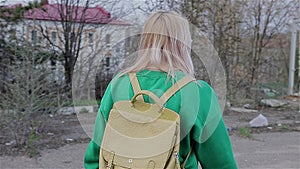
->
(121, 11), (194, 78)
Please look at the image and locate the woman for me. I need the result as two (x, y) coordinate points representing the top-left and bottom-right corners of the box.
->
(84, 11), (237, 169)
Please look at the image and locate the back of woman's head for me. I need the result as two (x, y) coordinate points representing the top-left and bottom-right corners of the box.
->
(121, 11), (194, 77)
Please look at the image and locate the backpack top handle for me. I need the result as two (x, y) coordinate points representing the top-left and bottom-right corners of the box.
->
(129, 72), (196, 106)
(131, 90), (164, 113)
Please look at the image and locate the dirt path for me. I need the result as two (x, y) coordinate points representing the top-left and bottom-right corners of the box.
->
(231, 132), (300, 169)
(1, 100), (299, 169)
(0, 143), (87, 169)
(1, 132), (299, 169)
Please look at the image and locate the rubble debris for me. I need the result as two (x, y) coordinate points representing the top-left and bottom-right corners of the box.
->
(230, 107), (258, 113)
(249, 114), (268, 127)
(260, 99), (287, 108)
(74, 106), (94, 114)
(263, 89), (276, 97)
(65, 138), (74, 142)
(226, 101), (231, 108)
(57, 107), (76, 115)
(283, 93), (300, 101)
(294, 127), (300, 131)
(243, 103), (257, 109)
(5, 140), (16, 146)
(227, 127), (233, 132)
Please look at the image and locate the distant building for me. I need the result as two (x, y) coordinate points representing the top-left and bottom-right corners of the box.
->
(4, 0), (130, 100)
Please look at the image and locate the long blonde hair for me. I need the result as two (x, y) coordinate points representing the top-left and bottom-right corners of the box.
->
(121, 11), (194, 78)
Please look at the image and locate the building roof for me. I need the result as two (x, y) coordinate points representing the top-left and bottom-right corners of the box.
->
(6, 2), (129, 25)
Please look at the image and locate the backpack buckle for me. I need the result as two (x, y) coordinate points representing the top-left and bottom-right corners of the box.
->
(106, 151), (115, 169)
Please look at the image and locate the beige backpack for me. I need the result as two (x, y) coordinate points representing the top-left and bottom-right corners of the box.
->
(99, 73), (195, 169)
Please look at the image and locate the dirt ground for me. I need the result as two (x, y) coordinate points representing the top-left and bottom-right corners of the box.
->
(0, 98), (299, 169)
(1, 132), (299, 169)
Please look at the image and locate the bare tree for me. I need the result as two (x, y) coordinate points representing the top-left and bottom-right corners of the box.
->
(29, 0), (92, 98)
(0, 44), (58, 150)
(241, 0), (298, 97)
(180, 0), (298, 99)
(142, 0), (243, 97)
(24, 0), (133, 100)
(194, 0), (243, 98)
(139, 0), (298, 100)
(0, 0), (48, 93)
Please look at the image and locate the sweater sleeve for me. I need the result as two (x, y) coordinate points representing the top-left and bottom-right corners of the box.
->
(84, 140), (100, 169)
(192, 81), (237, 169)
(84, 82), (113, 169)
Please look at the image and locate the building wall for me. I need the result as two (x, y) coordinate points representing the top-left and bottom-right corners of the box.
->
(10, 19), (128, 100)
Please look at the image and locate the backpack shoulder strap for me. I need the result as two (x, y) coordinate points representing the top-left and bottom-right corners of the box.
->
(128, 72), (144, 101)
(159, 76), (196, 105)
(181, 146), (193, 169)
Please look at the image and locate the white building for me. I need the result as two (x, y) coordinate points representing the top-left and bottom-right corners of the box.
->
(5, 0), (130, 100)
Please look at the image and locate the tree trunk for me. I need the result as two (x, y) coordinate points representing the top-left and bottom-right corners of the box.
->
(64, 52), (73, 99)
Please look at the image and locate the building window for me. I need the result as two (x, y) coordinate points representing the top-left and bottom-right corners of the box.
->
(31, 30), (38, 44)
(51, 31), (57, 45)
(105, 57), (110, 67)
(105, 34), (110, 47)
(88, 32), (94, 44)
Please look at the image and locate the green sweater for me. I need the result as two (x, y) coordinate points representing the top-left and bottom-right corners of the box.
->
(84, 70), (237, 169)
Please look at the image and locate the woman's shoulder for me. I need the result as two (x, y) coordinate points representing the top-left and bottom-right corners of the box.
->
(111, 72), (130, 82)
(182, 79), (217, 100)
(184, 78), (213, 91)
(197, 80), (213, 90)
(111, 71), (215, 94)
